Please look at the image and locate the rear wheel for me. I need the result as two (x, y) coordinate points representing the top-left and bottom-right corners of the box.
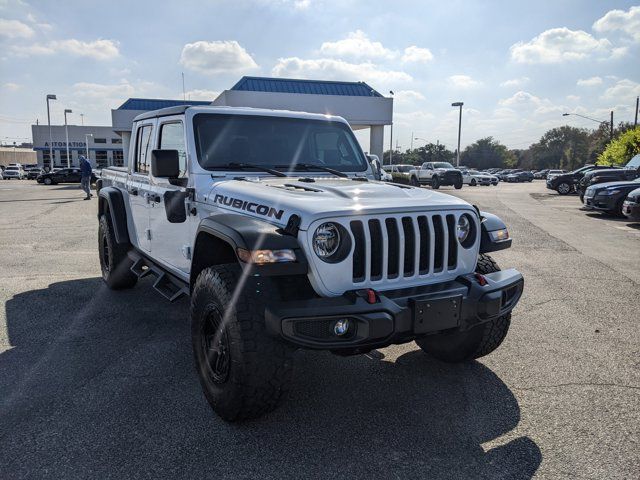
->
(415, 254), (511, 362)
(191, 264), (294, 421)
(454, 179), (463, 189)
(98, 215), (137, 289)
(470, 179), (477, 186)
(43, 177), (52, 185)
(410, 176), (420, 187)
(431, 176), (440, 189)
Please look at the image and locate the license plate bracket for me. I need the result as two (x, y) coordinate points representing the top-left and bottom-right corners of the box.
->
(412, 295), (462, 333)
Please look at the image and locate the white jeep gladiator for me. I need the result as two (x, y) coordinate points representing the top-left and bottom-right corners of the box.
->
(97, 106), (523, 421)
(409, 161), (464, 189)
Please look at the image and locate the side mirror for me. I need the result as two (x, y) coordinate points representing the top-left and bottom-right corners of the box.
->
(151, 149), (180, 178)
(366, 155), (382, 180)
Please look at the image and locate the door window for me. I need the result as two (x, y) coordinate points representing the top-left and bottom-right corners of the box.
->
(158, 122), (187, 177)
(135, 125), (154, 174)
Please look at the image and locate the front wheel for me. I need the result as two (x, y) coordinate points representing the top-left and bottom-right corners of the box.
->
(415, 254), (511, 362)
(410, 176), (420, 187)
(44, 177), (53, 185)
(470, 179), (477, 186)
(191, 264), (294, 421)
(431, 176), (440, 189)
(556, 182), (572, 195)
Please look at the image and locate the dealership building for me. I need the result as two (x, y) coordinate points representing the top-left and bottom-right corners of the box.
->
(32, 76), (393, 168)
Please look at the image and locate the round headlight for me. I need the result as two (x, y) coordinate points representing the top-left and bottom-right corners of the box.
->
(456, 215), (471, 243)
(313, 222), (341, 258)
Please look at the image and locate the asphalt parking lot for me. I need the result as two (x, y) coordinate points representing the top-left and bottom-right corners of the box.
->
(0, 179), (638, 479)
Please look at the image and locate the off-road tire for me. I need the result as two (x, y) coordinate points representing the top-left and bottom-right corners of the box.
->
(556, 182), (572, 195)
(191, 264), (294, 422)
(431, 176), (440, 189)
(98, 215), (137, 289)
(415, 253), (511, 362)
(454, 179), (463, 189)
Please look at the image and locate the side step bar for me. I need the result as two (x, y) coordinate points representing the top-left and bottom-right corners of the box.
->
(128, 252), (189, 302)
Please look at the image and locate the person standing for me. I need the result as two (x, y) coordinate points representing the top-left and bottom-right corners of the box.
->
(79, 155), (93, 200)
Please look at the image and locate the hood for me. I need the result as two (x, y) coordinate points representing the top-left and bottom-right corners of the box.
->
(592, 179), (640, 191)
(205, 176), (473, 230)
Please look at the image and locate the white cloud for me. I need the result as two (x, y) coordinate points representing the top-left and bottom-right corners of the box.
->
(271, 57), (412, 84)
(180, 40), (258, 74)
(12, 39), (120, 60)
(593, 6), (640, 42)
(0, 18), (34, 38)
(510, 27), (616, 63)
(500, 77), (530, 88)
(448, 75), (481, 89)
(498, 90), (563, 115)
(394, 90), (425, 106)
(319, 30), (394, 60)
(576, 76), (603, 87)
(601, 79), (640, 101)
(401, 46), (433, 63)
(293, 0), (311, 9)
(183, 89), (219, 101)
(2, 82), (20, 90)
(72, 82), (135, 102)
(566, 95), (580, 102)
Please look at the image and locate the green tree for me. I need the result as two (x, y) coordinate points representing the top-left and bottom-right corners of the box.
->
(460, 137), (515, 169)
(597, 127), (640, 166)
(529, 126), (590, 170)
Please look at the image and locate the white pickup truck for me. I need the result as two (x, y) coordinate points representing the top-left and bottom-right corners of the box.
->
(409, 161), (464, 189)
(97, 105), (523, 421)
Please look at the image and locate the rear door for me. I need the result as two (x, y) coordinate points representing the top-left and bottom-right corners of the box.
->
(148, 118), (191, 273)
(128, 122), (155, 252)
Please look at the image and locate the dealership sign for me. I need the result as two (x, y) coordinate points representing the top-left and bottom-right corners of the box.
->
(44, 141), (86, 147)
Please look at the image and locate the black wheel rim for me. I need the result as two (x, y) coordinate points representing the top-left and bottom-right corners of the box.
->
(201, 307), (230, 384)
(100, 230), (110, 273)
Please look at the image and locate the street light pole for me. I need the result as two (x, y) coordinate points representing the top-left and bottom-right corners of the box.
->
(410, 131), (414, 151)
(452, 102), (464, 167)
(389, 90), (394, 165)
(85, 133), (93, 162)
(64, 109), (72, 168)
(562, 112), (614, 140)
(46, 94), (56, 170)
(610, 110), (614, 141)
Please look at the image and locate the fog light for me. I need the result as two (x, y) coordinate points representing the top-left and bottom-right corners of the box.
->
(333, 318), (351, 336)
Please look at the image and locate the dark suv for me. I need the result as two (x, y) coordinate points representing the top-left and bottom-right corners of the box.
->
(546, 165), (615, 195)
(583, 178), (640, 216)
(36, 168), (97, 185)
(577, 154), (640, 201)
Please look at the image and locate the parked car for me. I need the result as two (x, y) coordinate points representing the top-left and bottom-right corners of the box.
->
(36, 167), (97, 185)
(577, 155), (640, 201)
(25, 166), (43, 180)
(622, 187), (640, 221)
(408, 161), (463, 189)
(545, 165), (609, 195)
(462, 169), (498, 186)
(386, 164), (413, 184)
(583, 178), (640, 216)
(534, 169), (550, 179)
(506, 171), (534, 183)
(380, 168), (392, 182)
(2, 165), (25, 179)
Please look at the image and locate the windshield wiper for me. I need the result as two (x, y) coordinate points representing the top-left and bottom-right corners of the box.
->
(209, 162), (287, 177)
(277, 163), (349, 178)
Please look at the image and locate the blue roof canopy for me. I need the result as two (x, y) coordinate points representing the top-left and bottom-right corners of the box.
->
(230, 76), (383, 97)
(117, 98), (211, 111)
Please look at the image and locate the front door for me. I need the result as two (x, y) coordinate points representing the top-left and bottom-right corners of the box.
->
(129, 123), (155, 252)
(148, 118), (191, 273)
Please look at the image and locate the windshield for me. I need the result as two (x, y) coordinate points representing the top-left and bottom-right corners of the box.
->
(626, 154), (640, 169)
(193, 114), (368, 173)
(6, 167), (18, 171)
(396, 165), (412, 172)
(433, 162), (454, 169)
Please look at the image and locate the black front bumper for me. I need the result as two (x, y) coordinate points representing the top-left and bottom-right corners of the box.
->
(583, 194), (617, 212)
(265, 269), (524, 352)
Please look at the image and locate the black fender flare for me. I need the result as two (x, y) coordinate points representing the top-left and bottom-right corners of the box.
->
(98, 187), (130, 246)
(479, 211), (512, 253)
(195, 214), (308, 276)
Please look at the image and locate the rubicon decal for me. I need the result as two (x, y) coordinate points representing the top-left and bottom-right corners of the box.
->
(213, 194), (284, 220)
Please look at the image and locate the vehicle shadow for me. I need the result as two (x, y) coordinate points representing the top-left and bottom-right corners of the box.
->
(0, 278), (541, 479)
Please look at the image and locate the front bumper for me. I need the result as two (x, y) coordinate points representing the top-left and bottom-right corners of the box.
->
(583, 194), (616, 211)
(265, 269), (524, 352)
(622, 200), (640, 221)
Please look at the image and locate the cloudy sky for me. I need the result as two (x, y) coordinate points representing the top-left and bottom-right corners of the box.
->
(0, 0), (638, 152)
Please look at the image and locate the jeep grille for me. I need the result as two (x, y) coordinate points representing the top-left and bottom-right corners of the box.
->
(349, 213), (461, 284)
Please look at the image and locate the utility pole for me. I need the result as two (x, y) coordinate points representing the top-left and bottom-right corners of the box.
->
(46, 94), (57, 170)
(388, 90), (394, 165)
(635, 96), (638, 127)
(452, 102), (464, 167)
(410, 131), (414, 151)
(610, 110), (614, 141)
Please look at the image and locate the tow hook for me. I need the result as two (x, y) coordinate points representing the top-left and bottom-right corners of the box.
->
(474, 273), (488, 286)
(355, 288), (379, 304)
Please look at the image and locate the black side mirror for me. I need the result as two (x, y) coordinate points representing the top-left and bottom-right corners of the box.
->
(151, 149), (180, 178)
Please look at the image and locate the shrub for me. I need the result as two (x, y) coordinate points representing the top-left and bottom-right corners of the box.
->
(597, 127), (640, 166)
